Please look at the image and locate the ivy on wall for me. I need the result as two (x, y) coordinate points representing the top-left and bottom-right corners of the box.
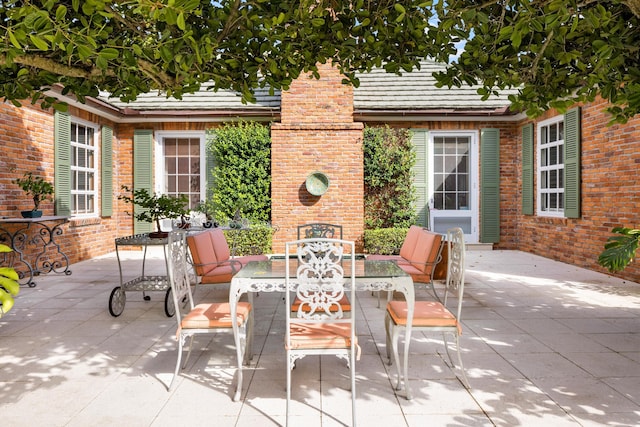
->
(206, 122), (271, 224)
(363, 126), (416, 229)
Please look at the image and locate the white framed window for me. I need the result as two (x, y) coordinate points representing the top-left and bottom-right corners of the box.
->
(155, 131), (206, 210)
(70, 119), (99, 217)
(537, 115), (564, 217)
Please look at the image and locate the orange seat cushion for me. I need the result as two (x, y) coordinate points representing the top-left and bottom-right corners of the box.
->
(386, 300), (461, 333)
(287, 322), (356, 350)
(399, 225), (422, 260)
(180, 301), (251, 329)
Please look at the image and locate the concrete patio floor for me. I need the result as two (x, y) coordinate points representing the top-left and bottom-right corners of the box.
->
(1, 247), (639, 426)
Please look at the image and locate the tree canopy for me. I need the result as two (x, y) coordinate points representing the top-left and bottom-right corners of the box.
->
(432, 0), (640, 124)
(1, 0), (639, 123)
(0, 0), (437, 109)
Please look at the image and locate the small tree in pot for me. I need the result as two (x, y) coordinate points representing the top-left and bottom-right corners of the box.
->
(119, 186), (189, 238)
(13, 172), (55, 218)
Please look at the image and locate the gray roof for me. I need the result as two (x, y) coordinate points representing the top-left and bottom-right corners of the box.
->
(101, 85), (280, 112)
(353, 60), (517, 112)
(99, 60), (517, 116)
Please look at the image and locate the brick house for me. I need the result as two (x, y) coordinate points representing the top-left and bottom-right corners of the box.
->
(1, 61), (638, 283)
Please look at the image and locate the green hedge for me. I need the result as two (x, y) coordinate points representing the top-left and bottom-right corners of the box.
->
(223, 223), (274, 255)
(363, 227), (409, 255)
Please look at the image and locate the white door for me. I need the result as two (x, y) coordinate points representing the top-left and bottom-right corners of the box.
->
(428, 132), (478, 243)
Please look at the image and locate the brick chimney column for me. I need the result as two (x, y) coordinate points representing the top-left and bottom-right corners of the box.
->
(271, 63), (364, 252)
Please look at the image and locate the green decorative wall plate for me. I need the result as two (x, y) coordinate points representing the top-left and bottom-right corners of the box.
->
(305, 172), (330, 196)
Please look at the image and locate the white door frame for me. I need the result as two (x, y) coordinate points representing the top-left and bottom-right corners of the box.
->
(428, 130), (479, 243)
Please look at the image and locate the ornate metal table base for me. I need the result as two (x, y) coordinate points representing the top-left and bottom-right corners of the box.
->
(0, 216), (72, 287)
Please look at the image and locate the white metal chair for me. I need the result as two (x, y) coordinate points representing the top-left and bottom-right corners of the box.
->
(296, 223), (343, 240)
(384, 227), (469, 399)
(285, 238), (358, 427)
(166, 230), (253, 392)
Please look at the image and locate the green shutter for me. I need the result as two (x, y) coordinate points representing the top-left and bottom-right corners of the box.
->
(101, 126), (113, 217)
(411, 130), (429, 227)
(205, 137), (216, 199)
(133, 129), (153, 234)
(522, 123), (534, 215)
(54, 111), (71, 216)
(480, 128), (500, 243)
(564, 107), (581, 218)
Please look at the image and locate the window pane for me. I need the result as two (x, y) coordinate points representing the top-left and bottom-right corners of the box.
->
(541, 148), (548, 166)
(434, 155), (444, 173)
(444, 174), (456, 191)
(549, 146), (557, 166)
(165, 139), (177, 155)
(457, 155), (468, 173)
(434, 174), (444, 191)
(458, 174), (468, 191)
(444, 193), (456, 209)
(177, 157), (189, 173)
(189, 139), (199, 156)
(550, 170), (557, 189)
(434, 193), (444, 210)
(177, 140), (190, 156)
(458, 193), (468, 209)
(166, 157), (176, 174)
(549, 124), (557, 142)
(178, 175), (189, 192)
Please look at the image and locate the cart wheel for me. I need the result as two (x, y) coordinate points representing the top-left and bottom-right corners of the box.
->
(109, 286), (126, 317)
(164, 288), (175, 317)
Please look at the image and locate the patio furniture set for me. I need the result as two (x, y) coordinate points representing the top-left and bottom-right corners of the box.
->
(112, 223), (469, 426)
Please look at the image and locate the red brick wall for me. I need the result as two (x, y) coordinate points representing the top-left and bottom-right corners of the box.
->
(515, 100), (640, 282)
(272, 63), (364, 251)
(0, 102), (120, 272)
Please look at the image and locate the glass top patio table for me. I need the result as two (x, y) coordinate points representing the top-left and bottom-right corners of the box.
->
(229, 258), (415, 401)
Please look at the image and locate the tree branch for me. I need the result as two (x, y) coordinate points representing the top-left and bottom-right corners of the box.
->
(1, 53), (112, 79)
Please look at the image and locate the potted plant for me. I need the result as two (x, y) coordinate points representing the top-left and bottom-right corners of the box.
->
(118, 185), (189, 238)
(13, 172), (55, 218)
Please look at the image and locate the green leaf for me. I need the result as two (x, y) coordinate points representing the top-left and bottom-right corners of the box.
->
(55, 5), (68, 21)
(29, 35), (49, 51)
(177, 12), (186, 30)
(8, 31), (22, 49)
(99, 48), (119, 60)
(598, 228), (640, 272)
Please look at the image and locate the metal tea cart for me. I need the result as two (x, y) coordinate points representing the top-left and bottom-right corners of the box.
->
(110, 233), (175, 317)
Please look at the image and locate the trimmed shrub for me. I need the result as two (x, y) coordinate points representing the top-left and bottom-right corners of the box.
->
(363, 227), (409, 255)
(364, 126), (416, 229)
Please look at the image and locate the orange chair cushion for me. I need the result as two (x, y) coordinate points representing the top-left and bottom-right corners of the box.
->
(210, 228), (231, 262)
(198, 263), (235, 284)
(187, 230), (268, 284)
(187, 231), (218, 276)
(386, 300), (461, 333)
(180, 301), (251, 329)
(399, 225), (422, 260)
(409, 230), (442, 273)
(287, 322), (356, 350)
